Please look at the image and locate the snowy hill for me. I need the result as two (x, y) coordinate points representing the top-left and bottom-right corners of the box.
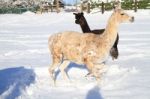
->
(0, 10), (150, 99)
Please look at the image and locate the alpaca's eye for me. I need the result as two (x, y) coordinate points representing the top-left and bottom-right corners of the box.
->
(121, 13), (124, 15)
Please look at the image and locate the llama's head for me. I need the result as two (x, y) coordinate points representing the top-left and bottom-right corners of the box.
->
(73, 12), (85, 25)
(112, 8), (134, 24)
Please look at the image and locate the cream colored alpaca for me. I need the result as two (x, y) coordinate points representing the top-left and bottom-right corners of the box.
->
(48, 8), (134, 82)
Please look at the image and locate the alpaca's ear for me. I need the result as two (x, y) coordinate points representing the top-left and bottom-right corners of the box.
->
(114, 6), (118, 12)
(113, 1), (121, 12)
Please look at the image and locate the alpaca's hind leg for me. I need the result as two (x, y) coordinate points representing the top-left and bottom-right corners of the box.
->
(49, 56), (61, 81)
(49, 63), (59, 80)
(59, 60), (70, 81)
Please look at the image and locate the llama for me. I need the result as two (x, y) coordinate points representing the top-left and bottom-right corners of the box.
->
(48, 8), (134, 82)
(73, 12), (119, 60)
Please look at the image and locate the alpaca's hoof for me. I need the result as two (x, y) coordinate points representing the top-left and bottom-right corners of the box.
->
(85, 73), (94, 77)
(48, 69), (55, 80)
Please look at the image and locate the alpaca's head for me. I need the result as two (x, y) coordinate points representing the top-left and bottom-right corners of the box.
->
(73, 12), (85, 25)
(112, 8), (134, 24)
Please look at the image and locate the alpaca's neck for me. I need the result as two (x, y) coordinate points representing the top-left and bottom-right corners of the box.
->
(103, 15), (119, 47)
(80, 17), (91, 33)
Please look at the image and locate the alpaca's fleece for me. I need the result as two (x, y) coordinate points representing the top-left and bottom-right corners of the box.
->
(49, 32), (110, 65)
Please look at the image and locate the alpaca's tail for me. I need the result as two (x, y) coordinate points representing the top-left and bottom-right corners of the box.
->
(48, 33), (61, 52)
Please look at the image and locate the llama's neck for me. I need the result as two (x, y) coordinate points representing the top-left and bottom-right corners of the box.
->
(80, 17), (91, 33)
(103, 15), (119, 47)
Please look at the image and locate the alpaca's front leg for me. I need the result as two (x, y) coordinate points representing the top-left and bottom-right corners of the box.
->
(85, 62), (103, 81)
(85, 61), (94, 76)
(49, 63), (58, 80)
(94, 63), (106, 73)
(93, 63), (107, 81)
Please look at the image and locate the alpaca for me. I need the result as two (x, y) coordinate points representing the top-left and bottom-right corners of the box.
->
(48, 8), (134, 82)
(73, 12), (119, 60)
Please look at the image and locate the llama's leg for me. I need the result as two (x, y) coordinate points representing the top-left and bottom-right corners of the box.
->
(59, 60), (70, 81)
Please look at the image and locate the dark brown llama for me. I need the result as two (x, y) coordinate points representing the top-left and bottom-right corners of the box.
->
(73, 12), (119, 60)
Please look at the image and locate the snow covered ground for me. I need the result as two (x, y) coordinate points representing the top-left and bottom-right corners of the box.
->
(0, 10), (150, 99)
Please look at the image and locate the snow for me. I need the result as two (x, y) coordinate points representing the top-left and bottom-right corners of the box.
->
(0, 9), (150, 99)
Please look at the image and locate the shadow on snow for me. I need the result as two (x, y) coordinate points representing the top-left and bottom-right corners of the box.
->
(86, 86), (103, 99)
(55, 62), (87, 80)
(0, 66), (35, 99)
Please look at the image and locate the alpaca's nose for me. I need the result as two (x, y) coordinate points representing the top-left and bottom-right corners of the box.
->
(130, 17), (134, 22)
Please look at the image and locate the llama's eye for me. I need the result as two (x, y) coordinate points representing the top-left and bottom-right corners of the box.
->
(121, 13), (124, 15)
